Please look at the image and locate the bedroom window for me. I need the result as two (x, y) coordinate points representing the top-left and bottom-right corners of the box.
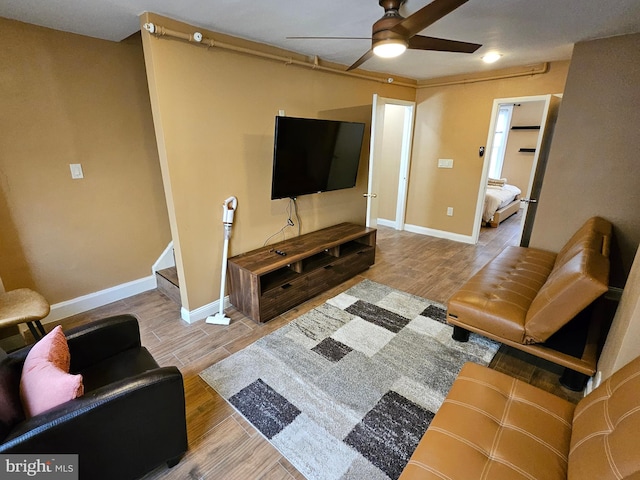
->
(488, 104), (513, 179)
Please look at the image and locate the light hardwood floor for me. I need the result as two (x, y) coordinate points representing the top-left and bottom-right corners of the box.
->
(38, 212), (583, 480)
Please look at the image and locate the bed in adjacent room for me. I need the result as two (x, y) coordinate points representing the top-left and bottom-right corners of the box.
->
(483, 179), (522, 227)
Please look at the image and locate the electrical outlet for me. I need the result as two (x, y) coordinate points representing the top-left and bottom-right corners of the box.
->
(447, 207), (454, 216)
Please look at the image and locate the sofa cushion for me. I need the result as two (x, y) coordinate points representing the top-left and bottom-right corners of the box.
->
(447, 246), (556, 343)
(400, 362), (575, 480)
(569, 355), (640, 479)
(77, 346), (159, 393)
(19, 326), (84, 417)
(554, 216), (612, 270)
(524, 219), (611, 343)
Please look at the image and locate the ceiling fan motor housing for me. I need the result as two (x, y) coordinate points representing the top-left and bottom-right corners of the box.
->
(374, 0), (408, 47)
(378, 0), (407, 12)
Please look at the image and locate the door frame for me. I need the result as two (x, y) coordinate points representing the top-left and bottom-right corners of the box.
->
(365, 94), (416, 229)
(471, 94), (553, 244)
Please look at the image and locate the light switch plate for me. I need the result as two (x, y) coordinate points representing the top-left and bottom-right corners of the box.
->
(70, 163), (84, 179)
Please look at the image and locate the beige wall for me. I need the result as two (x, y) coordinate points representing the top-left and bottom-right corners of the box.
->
(140, 13), (415, 311)
(529, 33), (640, 287)
(407, 62), (569, 236)
(0, 18), (171, 303)
(501, 101), (546, 193)
(598, 245), (640, 380)
(378, 105), (406, 222)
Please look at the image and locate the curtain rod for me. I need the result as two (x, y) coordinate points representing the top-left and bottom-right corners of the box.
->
(142, 23), (417, 88)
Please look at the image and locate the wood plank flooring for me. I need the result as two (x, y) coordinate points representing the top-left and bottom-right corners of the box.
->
(39, 212), (584, 479)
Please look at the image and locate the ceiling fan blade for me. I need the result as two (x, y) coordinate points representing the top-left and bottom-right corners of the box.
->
(408, 35), (481, 53)
(391, 0), (470, 37)
(286, 36), (372, 40)
(347, 49), (375, 71)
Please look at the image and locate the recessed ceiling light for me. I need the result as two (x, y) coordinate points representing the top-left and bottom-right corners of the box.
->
(482, 52), (502, 64)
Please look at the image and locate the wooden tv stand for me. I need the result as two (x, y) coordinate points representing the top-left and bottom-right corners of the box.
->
(227, 223), (376, 323)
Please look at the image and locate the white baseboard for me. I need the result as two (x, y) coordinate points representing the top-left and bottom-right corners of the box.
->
(181, 297), (231, 324)
(152, 241), (175, 273)
(376, 218), (396, 228)
(404, 223), (475, 244)
(39, 245), (174, 326)
(45, 275), (157, 324)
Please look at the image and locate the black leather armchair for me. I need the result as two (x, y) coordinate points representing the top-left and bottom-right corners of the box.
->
(0, 314), (188, 480)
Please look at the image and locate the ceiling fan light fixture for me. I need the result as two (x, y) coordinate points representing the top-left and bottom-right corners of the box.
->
(373, 39), (408, 58)
(482, 52), (502, 64)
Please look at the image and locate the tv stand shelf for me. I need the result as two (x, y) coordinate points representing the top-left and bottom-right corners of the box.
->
(227, 223), (376, 323)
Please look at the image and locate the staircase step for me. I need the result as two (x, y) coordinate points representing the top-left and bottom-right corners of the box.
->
(156, 267), (180, 305)
(157, 267), (179, 286)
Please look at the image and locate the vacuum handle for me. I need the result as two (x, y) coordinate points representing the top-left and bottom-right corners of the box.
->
(222, 196), (238, 225)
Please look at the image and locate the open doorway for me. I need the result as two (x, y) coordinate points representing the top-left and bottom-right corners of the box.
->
(365, 95), (416, 229)
(472, 94), (560, 245)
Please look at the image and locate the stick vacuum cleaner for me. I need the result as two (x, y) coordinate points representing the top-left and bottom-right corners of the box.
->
(206, 196), (237, 325)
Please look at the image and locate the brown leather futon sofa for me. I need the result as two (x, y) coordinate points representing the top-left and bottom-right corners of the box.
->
(399, 354), (640, 479)
(447, 216), (612, 389)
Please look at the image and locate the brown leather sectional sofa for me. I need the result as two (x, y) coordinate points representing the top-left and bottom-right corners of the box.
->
(399, 354), (640, 479)
(397, 217), (627, 479)
(447, 216), (612, 389)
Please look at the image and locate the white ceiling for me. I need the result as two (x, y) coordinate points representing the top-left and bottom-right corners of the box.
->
(2, 0), (640, 80)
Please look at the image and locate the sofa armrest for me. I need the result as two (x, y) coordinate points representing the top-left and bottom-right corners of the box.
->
(66, 315), (142, 371)
(0, 367), (187, 479)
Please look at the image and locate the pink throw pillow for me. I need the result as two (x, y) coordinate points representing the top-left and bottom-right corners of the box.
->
(20, 326), (84, 417)
(23, 325), (70, 370)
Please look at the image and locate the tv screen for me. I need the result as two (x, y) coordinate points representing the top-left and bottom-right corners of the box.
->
(271, 116), (366, 200)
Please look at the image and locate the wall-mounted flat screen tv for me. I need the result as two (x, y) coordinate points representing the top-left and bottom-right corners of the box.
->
(271, 116), (366, 200)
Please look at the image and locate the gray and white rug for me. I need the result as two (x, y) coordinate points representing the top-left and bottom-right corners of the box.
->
(200, 279), (499, 480)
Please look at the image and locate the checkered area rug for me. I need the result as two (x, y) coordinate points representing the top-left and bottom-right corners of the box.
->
(200, 279), (499, 480)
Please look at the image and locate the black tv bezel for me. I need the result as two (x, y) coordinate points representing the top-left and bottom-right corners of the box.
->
(270, 116), (366, 200)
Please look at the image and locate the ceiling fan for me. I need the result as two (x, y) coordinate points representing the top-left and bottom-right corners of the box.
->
(289, 0), (482, 71)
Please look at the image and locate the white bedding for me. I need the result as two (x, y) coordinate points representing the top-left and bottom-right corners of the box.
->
(483, 184), (521, 222)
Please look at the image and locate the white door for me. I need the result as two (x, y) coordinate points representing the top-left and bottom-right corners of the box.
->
(365, 94), (416, 229)
(520, 95), (561, 246)
(471, 94), (558, 244)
